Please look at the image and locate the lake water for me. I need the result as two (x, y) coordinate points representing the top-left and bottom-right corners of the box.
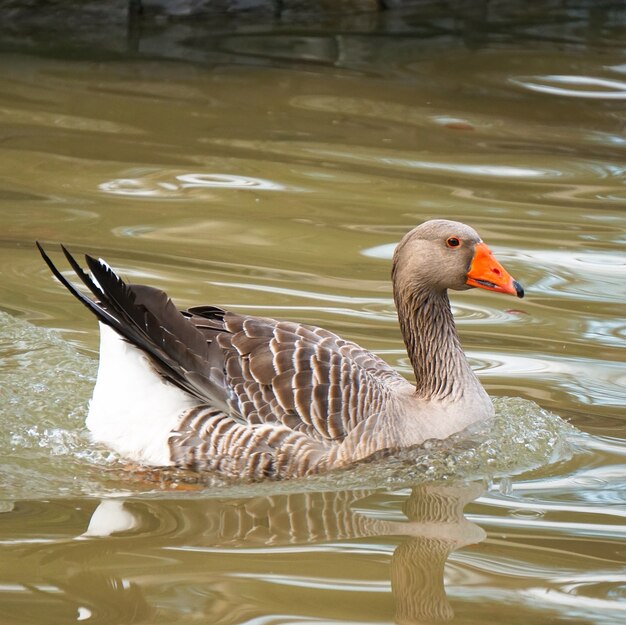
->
(0, 2), (625, 624)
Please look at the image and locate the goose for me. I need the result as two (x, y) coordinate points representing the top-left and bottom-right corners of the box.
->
(37, 219), (523, 480)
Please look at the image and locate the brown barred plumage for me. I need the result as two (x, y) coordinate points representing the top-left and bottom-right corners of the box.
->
(164, 308), (405, 478)
(38, 220), (523, 479)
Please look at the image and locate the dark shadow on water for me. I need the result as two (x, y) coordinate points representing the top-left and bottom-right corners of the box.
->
(0, 1), (622, 65)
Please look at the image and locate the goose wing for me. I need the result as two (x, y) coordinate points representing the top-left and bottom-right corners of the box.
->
(38, 245), (406, 448)
(186, 306), (405, 442)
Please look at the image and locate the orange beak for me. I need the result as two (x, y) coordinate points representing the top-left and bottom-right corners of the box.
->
(466, 242), (524, 298)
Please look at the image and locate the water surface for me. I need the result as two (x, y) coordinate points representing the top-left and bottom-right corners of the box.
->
(0, 3), (625, 624)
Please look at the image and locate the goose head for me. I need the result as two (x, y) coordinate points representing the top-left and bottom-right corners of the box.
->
(392, 219), (524, 298)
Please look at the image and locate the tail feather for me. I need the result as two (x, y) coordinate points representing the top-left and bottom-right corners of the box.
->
(36, 243), (227, 409)
(83, 254), (159, 348)
(61, 245), (106, 301)
(37, 242), (121, 331)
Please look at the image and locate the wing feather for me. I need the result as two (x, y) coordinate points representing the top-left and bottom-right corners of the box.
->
(38, 243), (407, 476)
(188, 313), (403, 443)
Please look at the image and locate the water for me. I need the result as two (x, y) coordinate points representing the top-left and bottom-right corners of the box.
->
(1, 2), (625, 624)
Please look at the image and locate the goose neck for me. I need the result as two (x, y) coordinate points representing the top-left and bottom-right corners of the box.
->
(395, 285), (477, 401)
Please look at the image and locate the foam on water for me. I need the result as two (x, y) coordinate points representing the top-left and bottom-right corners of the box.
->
(0, 310), (108, 499)
(0, 311), (581, 500)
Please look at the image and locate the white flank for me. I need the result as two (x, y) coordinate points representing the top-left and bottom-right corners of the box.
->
(86, 323), (198, 465)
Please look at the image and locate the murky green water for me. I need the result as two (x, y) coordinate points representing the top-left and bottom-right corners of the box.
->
(1, 3), (625, 624)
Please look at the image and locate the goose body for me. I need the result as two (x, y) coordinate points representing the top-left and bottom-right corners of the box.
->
(38, 220), (523, 479)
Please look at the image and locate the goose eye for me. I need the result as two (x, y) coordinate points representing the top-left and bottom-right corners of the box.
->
(446, 237), (460, 248)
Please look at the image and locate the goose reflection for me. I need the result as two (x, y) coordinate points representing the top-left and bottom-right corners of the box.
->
(388, 483), (485, 624)
(83, 482), (485, 624)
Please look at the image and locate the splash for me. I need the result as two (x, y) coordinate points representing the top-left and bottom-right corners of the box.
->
(0, 310), (107, 499)
(337, 396), (580, 490)
(0, 311), (581, 501)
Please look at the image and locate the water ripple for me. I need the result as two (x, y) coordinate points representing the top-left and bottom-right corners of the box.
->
(476, 351), (625, 408)
(511, 75), (626, 99)
(99, 171), (290, 198)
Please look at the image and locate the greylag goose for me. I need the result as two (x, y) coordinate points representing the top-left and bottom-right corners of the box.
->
(37, 219), (523, 480)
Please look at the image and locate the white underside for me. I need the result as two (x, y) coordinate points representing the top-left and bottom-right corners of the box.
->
(86, 323), (198, 466)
